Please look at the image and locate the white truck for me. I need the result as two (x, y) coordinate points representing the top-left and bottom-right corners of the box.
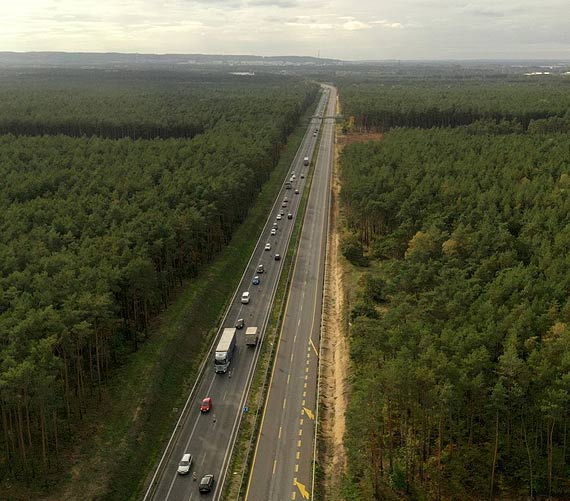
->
(245, 326), (259, 347)
(215, 328), (236, 373)
(303, 156), (309, 166)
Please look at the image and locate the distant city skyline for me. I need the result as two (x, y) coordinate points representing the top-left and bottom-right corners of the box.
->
(1, 0), (569, 60)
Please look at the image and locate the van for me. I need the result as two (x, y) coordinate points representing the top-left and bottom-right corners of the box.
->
(241, 292), (250, 304)
(177, 453), (193, 475)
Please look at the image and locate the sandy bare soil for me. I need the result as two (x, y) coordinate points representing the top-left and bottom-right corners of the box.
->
(319, 130), (349, 499)
(337, 130), (384, 146)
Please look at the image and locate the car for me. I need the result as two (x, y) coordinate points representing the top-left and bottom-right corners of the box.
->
(235, 318), (245, 329)
(295, 189), (299, 194)
(241, 291), (250, 304)
(281, 202), (287, 208)
(256, 264), (264, 273)
(291, 170), (295, 175)
(279, 209), (285, 215)
(292, 175), (296, 180)
(276, 214), (282, 220)
(200, 397), (212, 413)
(288, 213), (293, 219)
(274, 254), (281, 261)
(264, 243), (271, 251)
(252, 275), (260, 285)
(177, 453), (193, 475)
(284, 197), (289, 203)
(199, 474), (215, 493)
(301, 174), (305, 179)
(313, 132), (317, 137)
(271, 228), (277, 235)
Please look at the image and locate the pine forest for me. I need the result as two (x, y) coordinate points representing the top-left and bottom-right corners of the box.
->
(338, 76), (570, 499)
(0, 68), (318, 481)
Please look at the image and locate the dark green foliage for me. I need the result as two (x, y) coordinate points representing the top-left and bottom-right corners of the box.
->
(341, 234), (368, 266)
(340, 125), (570, 499)
(338, 79), (570, 131)
(0, 71), (318, 479)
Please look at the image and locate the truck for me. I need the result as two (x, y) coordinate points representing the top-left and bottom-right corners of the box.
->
(245, 326), (259, 347)
(215, 328), (236, 373)
(303, 156), (309, 166)
(285, 181), (292, 190)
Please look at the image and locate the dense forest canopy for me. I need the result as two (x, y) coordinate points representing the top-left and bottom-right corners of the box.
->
(339, 124), (570, 499)
(338, 78), (570, 130)
(0, 70), (318, 478)
(0, 69), (312, 139)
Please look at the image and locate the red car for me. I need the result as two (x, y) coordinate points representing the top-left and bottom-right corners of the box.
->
(200, 397), (212, 413)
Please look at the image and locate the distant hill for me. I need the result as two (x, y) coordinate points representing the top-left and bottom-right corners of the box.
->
(0, 51), (342, 67)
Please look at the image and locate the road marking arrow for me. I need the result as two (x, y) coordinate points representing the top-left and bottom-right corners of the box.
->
(303, 407), (315, 420)
(294, 478), (310, 500)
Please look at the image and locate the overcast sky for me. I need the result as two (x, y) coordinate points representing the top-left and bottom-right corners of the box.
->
(1, 0), (568, 60)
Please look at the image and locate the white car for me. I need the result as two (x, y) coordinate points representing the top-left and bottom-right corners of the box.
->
(276, 214), (282, 220)
(178, 453), (193, 475)
(271, 228), (277, 235)
(241, 291), (250, 304)
(265, 243), (271, 251)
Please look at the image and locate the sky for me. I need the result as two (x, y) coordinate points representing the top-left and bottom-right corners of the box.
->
(0, 0), (568, 60)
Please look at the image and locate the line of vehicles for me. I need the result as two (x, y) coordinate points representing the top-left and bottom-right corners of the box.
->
(172, 117), (319, 495)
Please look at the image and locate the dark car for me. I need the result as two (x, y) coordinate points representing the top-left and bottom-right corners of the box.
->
(199, 473), (215, 493)
(235, 318), (245, 329)
(200, 397), (212, 413)
(274, 254), (281, 261)
(301, 174), (305, 179)
(287, 213), (293, 219)
(295, 189), (299, 194)
(252, 275), (260, 285)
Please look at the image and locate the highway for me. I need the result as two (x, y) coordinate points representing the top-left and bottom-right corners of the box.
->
(143, 87), (332, 501)
(246, 85), (336, 501)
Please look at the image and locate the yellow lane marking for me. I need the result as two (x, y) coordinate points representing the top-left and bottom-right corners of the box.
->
(299, 429), (303, 436)
(300, 418), (304, 426)
(303, 407), (315, 420)
(298, 440), (302, 447)
(309, 337), (318, 357)
(294, 478), (310, 500)
(303, 391), (306, 397)
(296, 451), (300, 459)
(295, 464), (299, 472)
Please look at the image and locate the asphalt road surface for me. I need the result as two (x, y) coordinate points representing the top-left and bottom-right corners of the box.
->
(143, 87), (331, 501)
(245, 85), (336, 501)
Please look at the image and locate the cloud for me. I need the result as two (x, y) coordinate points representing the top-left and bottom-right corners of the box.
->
(372, 19), (407, 29)
(249, 0), (299, 6)
(342, 20), (371, 30)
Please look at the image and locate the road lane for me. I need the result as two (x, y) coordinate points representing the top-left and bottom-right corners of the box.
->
(246, 85), (336, 501)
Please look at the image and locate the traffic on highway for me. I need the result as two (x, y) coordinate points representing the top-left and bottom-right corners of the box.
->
(143, 86), (332, 501)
